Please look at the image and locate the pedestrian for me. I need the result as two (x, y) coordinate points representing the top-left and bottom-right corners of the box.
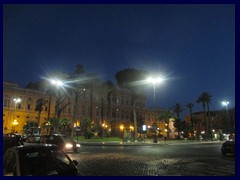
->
(164, 136), (167, 143)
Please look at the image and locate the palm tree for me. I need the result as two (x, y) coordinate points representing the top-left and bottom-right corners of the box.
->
(172, 103), (184, 120)
(172, 103), (184, 137)
(196, 92), (212, 138)
(35, 98), (46, 127)
(186, 102), (194, 138)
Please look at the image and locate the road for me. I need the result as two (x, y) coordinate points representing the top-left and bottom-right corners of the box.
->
(67, 142), (235, 176)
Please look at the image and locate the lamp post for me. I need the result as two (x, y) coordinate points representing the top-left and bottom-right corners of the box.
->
(49, 79), (65, 117)
(120, 125), (125, 142)
(147, 76), (164, 107)
(221, 101), (229, 134)
(47, 78), (65, 134)
(12, 119), (19, 132)
(12, 98), (21, 133)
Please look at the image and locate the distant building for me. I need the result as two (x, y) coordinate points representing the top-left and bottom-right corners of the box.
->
(3, 81), (175, 137)
(184, 109), (235, 140)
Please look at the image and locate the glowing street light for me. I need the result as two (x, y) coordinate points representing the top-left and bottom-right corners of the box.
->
(147, 76), (164, 107)
(14, 98), (21, 105)
(12, 119), (19, 132)
(50, 79), (64, 87)
(47, 78), (66, 119)
(221, 101), (229, 107)
(11, 98), (21, 133)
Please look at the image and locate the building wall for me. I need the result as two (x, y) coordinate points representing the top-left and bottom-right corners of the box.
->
(184, 110), (235, 137)
(3, 81), (174, 136)
(3, 82), (53, 134)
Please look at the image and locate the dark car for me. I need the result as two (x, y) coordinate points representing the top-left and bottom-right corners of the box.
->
(221, 140), (235, 156)
(27, 135), (41, 143)
(3, 135), (24, 155)
(41, 134), (80, 153)
(3, 144), (80, 176)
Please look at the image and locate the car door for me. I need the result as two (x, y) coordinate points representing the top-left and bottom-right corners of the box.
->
(3, 150), (18, 176)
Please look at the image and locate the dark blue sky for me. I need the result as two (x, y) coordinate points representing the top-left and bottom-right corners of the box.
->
(3, 4), (235, 117)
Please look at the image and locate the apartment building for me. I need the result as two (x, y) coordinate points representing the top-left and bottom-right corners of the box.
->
(3, 81), (173, 137)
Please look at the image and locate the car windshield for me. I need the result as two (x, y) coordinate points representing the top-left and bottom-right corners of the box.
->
(54, 136), (74, 142)
(19, 146), (75, 176)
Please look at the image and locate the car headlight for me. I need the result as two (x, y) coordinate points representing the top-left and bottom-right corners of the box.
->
(76, 144), (81, 148)
(65, 143), (73, 148)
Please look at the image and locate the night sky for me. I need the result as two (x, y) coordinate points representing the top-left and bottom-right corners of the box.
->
(3, 4), (235, 118)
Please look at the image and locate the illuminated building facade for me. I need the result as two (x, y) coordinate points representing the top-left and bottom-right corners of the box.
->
(3, 81), (173, 137)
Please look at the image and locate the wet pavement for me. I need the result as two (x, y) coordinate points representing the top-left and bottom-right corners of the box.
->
(68, 140), (235, 176)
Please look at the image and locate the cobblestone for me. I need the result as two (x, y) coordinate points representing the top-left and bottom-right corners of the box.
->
(68, 142), (235, 176)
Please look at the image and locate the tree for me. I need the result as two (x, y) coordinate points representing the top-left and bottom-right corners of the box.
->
(196, 92), (212, 139)
(172, 103), (184, 120)
(115, 68), (148, 141)
(59, 117), (70, 130)
(35, 98), (46, 127)
(186, 102), (194, 138)
(81, 118), (95, 139)
(23, 120), (38, 134)
(172, 103), (184, 137)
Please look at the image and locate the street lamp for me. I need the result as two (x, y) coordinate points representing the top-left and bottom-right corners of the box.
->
(147, 76), (164, 107)
(48, 78), (65, 117)
(12, 98), (21, 133)
(46, 78), (65, 135)
(50, 79), (64, 87)
(12, 119), (19, 132)
(14, 98), (21, 105)
(221, 101), (229, 134)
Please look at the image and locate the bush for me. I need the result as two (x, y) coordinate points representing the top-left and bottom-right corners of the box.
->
(83, 131), (94, 139)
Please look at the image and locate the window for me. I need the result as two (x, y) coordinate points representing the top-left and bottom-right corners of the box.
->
(112, 109), (116, 118)
(3, 100), (10, 107)
(17, 104), (21, 109)
(121, 111), (124, 119)
(112, 95), (116, 103)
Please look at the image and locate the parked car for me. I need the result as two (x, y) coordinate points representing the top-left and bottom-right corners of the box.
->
(20, 134), (28, 142)
(40, 134), (80, 153)
(3, 144), (80, 176)
(5, 133), (24, 141)
(3, 135), (24, 155)
(27, 135), (41, 143)
(221, 140), (235, 156)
